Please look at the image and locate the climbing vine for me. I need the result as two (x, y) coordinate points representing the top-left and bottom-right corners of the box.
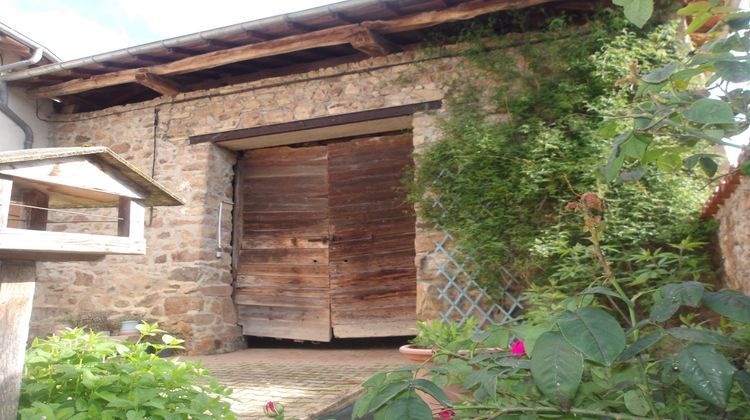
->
(410, 8), (714, 300)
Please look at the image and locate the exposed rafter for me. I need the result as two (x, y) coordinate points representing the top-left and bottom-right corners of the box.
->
(134, 69), (184, 95)
(28, 0), (558, 99)
(350, 29), (401, 56)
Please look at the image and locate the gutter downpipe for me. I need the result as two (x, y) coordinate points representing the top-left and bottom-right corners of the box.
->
(0, 47), (44, 149)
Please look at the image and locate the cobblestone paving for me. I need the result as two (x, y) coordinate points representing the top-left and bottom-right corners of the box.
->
(193, 348), (405, 419)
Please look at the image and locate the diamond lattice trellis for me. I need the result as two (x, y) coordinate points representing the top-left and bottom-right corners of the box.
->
(427, 170), (523, 328)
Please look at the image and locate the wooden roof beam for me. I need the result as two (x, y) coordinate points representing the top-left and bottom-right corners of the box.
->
(28, 0), (557, 99)
(351, 29), (401, 57)
(134, 69), (184, 95)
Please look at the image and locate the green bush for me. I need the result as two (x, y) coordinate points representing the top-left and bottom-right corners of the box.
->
(19, 323), (236, 420)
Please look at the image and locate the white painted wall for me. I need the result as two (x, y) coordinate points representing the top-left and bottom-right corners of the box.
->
(1, 50), (51, 151)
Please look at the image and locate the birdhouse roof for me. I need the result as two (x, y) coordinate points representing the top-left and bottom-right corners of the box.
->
(0, 147), (183, 207)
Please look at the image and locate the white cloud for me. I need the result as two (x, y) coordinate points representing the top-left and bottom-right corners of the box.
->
(0, 1), (137, 60)
(1, 0), (341, 60)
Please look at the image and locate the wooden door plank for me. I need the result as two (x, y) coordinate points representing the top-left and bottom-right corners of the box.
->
(236, 145), (331, 342)
(328, 134), (417, 338)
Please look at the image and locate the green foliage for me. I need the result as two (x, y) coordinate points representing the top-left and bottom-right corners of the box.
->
(356, 280), (750, 419)
(607, 1), (750, 181)
(410, 318), (478, 349)
(19, 323), (236, 420)
(411, 11), (713, 299)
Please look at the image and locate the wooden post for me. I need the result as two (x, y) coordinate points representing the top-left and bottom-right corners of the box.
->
(0, 177), (12, 230)
(21, 189), (49, 231)
(0, 261), (36, 420)
(118, 197), (145, 240)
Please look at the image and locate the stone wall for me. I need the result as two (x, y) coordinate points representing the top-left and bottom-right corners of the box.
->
(30, 48), (512, 354)
(715, 175), (750, 295)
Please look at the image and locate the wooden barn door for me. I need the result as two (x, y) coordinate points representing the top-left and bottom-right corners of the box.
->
(235, 145), (332, 342)
(235, 133), (416, 341)
(328, 134), (417, 338)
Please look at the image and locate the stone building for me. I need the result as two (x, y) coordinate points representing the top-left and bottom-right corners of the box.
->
(702, 152), (750, 295)
(4, 0), (746, 355)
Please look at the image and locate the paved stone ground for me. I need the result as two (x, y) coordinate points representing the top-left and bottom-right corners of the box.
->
(189, 345), (406, 419)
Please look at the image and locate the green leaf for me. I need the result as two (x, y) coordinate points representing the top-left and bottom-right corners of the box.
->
(353, 391), (377, 419)
(511, 323), (549, 357)
(363, 372), (387, 389)
(623, 389), (651, 416)
(715, 60), (750, 83)
(620, 134), (650, 160)
(699, 157), (719, 177)
(557, 308), (626, 366)
(617, 330), (666, 361)
(687, 12), (713, 33)
(580, 287), (633, 306)
(603, 132), (629, 181)
(677, 344), (736, 408)
(677, 1), (711, 16)
(642, 62), (677, 83)
(411, 379), (452, 408)
(662, 356), (679, 385)
(661, 282), (706, 307)
(530, 332), (584, 408)
(445, 358), (473, 378)
(683, 98), (736, 125)
(734, 370), (750, 397)
(702, 289), (750, 323)
(367, 382), (410, 413)
(651, 299), (680, 322)
(667, 327), (738, 347)
(617, 0), (654, 28)
(726, 11), (750, 31)
(384, 390), (432, 420)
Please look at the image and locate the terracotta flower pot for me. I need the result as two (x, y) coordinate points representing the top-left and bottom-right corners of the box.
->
(398, 344), (433, 364)
(398, 344), (506, 413)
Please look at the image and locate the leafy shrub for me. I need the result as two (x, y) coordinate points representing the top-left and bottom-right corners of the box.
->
(410, 318), (478, 349)
(19, 323), (235, 419)
(355, 195), (750, 419)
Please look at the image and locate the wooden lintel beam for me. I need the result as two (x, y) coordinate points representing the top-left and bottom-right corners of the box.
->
(350, 29), (401, 57)
(189, 100), (442, 144)
(29, 0), (557, 99)
(134, 69), (184, 95)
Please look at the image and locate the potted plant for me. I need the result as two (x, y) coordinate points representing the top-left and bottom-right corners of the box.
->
(399, 317), (479, 364)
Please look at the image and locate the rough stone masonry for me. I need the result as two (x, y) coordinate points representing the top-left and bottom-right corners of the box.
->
(30, 48), (504, 354)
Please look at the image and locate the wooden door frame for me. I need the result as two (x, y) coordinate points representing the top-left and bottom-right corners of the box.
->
(225, 101), (442, 340)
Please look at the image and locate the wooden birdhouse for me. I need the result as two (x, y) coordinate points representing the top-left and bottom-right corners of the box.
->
(0, 146), (182, 260)
(0, 146), (182, 418)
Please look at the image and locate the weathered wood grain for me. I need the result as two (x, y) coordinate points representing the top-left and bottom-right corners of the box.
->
(0, 261), (36, 420)
(328, 134), (416, 338)
(236, 145), (332, 341)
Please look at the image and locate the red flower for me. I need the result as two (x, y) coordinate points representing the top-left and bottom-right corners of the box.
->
(510, 340), (526, 356)
(564, 201), (578, 210)
(263, 401), (284, 419)
(438, 408), (456, 419)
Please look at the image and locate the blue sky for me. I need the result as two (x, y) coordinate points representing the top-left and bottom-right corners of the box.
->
(0, 0), (341, 60)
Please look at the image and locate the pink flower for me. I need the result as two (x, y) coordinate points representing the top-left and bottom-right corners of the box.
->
(581, 192), (603, 211)
(438, 408), (456, 419)
(263, 401), (284, 419)
(564, 201), (578, 210)
(510, 340), (526, 356)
